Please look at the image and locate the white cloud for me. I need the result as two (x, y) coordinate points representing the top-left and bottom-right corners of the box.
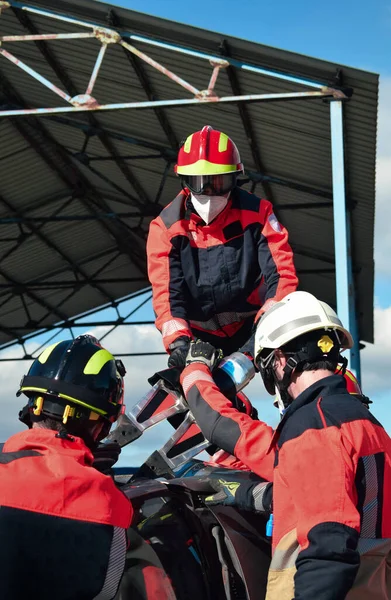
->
(374, 78), (391, 276)
(361, 305), (391, 393)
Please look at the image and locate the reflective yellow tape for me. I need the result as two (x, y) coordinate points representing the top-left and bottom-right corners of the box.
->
(38, 342), (61, 364)
(183, 134), (193, 153)
(20, 388), (108, 417)
(57, 393), (107, 416)
(218, 132), (229, 153)
(83, 349), (114, 375)
(176, 159), (237, 176)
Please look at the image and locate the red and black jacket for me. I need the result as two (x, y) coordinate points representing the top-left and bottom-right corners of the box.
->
(0, 429), (132, 600)
(147, 187), (298, 353)
(180, 365), (391, 599)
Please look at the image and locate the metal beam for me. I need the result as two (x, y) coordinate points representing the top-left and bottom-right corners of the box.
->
(0, 90), (338, 118)
(47, 115), (176, 159)
(122, 45), (178, 149)
(0, 351), (165, 361)
(330, 100), (361, 380)
(220, 40), (274, 201)
(49, 116), (336, 202)
(110, 1), (178, 152)
(0, 212), (147, 224)
(7, 321), (155, 330)
(0, 194), (116, 310)
(0, 71), (148, 275)
(12, 6), (151, 206)
(0, 277), (148, 289)
(274, 202), (333, 210)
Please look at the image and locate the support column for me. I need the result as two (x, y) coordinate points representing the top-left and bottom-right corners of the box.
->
(330, 100), (361, 381)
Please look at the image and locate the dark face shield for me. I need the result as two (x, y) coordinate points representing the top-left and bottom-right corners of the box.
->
(181, 173), (238, 195)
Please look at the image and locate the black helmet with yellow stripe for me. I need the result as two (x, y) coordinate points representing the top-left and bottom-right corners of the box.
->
(17, 335), (126, 428)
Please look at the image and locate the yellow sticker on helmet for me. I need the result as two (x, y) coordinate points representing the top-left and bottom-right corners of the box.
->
(183, 134), (193, 153)
(218, 132), (229, 153)
(83, 349), (114, 375)
(318, 335), (334, 354)
(38, 342), (61, 364)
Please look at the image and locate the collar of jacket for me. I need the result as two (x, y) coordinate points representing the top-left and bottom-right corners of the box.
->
(268, 374), (347, 450)
(3, 428), (94, 465)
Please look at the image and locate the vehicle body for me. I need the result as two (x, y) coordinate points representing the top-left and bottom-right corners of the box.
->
(109, 354), (272, 599)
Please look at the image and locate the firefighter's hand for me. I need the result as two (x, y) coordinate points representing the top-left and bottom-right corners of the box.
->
(205, 477), (273, 513)
(185, 339), (223, 371)
(167, 336), (192, 369)
(92, 441), (121, 474)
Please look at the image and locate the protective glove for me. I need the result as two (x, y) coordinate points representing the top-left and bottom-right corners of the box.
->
(92, 441), (121, 474)
(185, 339), (223, 370)
(167, 336), (192, 369)
(205, 476), (273, 514)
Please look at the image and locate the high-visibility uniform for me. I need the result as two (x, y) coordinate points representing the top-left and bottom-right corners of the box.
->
(180, 366), (391, 599)
(147, 187), (298, 353)
(0, 428), (132, 600)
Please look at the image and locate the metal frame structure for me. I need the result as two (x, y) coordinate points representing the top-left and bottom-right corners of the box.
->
(0, 0), (373, 379)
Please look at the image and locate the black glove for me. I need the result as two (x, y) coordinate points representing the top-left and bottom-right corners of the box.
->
(185, 339), (223, 370)
(92, 441), (121, 474)
(205, 476), (273, 513)
(167, 336), (191, 369)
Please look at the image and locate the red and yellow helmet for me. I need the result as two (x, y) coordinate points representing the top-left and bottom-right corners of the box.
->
(336, 366), (362, 395)
(175, 126), (243, 196)
(335, 366), (372, 408)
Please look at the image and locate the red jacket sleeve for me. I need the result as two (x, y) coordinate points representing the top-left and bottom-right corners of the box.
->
(146, 216), (193, 351)
(280, 425), (360, 598)
(256, 200), (298, 320)
(180, 363), (274, 481)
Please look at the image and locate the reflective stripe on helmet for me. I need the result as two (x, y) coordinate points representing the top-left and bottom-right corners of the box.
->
(19, 386), (109, 416)
(83, 348), (116, 375)
(177, 159), (239, 176)
(38, 341), (61, 364)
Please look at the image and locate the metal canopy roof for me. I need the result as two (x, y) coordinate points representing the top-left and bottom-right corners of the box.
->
(0, 0), (378, 352)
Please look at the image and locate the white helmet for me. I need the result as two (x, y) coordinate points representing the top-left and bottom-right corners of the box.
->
(254, 292), (353, 397)
(254, 291), (353, 361)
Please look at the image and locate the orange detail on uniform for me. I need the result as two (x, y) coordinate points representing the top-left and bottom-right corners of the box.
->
(175, 126), (243, 175)
(141, 565), (176, 600)
(338, 367), (362, 395)
(180, 363), (275, 481)
(2, 429), (132, 528)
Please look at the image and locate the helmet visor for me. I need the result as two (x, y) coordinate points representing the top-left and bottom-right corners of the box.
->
(181, 173), (237, 195)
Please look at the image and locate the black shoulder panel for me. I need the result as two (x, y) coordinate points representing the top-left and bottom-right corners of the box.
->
(231, 188), (261, 213)
(0, 505), (113, 599)
(160, 192), (186, 229)
(0, 449), (42, 464)
(278, 393), (382, 449)
(319, 394), (383, 429)
(277, 403), (324, 449)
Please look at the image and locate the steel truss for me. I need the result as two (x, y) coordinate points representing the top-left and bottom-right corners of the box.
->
(0, 1), (360, 377)
(0, 288), (164, 361)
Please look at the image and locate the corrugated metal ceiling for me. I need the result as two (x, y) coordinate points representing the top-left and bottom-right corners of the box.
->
(0, 0), (378, 348)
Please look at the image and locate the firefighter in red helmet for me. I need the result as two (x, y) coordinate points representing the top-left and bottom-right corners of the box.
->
(147, 126), (298, 367)
(337, 366), (372, 408)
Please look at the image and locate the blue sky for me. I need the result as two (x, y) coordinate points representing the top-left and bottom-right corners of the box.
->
(1, 0), (390, 466)
(106, 0), (391, 76)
